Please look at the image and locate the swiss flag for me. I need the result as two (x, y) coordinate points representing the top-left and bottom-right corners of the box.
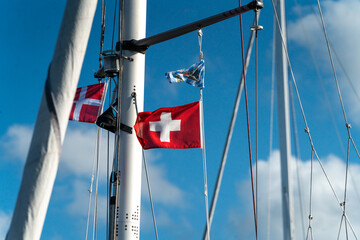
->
(69, 82), (107, 123)
(134, 101), (202, 149)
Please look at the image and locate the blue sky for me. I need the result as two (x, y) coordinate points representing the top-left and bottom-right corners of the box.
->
(2, 0), (360, 239)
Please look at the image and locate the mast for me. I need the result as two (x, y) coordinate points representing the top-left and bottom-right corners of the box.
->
(6, 0), (97, 239)
(110, 0), (147, 239)
(274, 0), (295, 238)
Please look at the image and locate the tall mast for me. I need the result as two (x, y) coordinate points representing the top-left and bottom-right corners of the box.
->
(111, 0), (147, 239)
(6, 0), (97, 239)
(274, 0), (295, 238)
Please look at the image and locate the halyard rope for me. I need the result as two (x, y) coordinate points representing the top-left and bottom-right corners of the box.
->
(198, 29), (211, 240)
(238, 0), (257, 237)
(133, 93), (159, 240)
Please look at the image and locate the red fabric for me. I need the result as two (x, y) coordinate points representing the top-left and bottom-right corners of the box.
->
(69, 82), (106, 123)
(134, 101), (201, 149)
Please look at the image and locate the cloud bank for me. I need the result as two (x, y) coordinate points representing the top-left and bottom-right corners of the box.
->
(0, 124), (186, 216)
(288, 0), (360, 124)
(231, 150), (360, 239)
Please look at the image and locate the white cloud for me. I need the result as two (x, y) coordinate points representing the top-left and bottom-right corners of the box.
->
(141, 153), (185, 206)
(60, 125), (114, 179)
(0, 123), (185, 206)
(0, 123), (113, 178)
(0, 211), (11, 239)
(0, 124), (32, 161)
(1, 123), (186, 225)
(231, 150), (360, 239)
(66, 179), (107, 221)
(288, 0), (360, 124)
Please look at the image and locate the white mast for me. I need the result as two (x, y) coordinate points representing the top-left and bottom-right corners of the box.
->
(6, 0), (97, 239)
(112, 0), (147, 239)
(274, 0), (295, 238)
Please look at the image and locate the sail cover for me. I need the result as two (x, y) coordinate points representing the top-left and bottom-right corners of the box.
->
(6, 0), (98, 239)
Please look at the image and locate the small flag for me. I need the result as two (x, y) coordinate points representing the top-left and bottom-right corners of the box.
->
(165, 60), (205, 88)
(134, 101), (202, 149)
(69, 82), (107, 123)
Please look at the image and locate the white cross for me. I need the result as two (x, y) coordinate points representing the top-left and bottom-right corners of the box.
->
(73, 86), (101, 120)
(149, 112), (181, 142)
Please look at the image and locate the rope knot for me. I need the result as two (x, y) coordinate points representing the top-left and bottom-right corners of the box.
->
(308, 214), (313, 220)
(346, 123), (351, 129)
(340, 201), (345, 207)
(304, 127), (310, 133)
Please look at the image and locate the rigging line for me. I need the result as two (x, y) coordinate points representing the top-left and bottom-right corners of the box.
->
(271, 0), (345, 210)
(202, 13), (259, 240)
(85, 127), (101, 240)
(85, 173), (94, 240)
(111, 0), (117, 50)
(270, 0), (308, 129)
(289, 81), (306, 239)
(99, 0), (106, 68)
(305, 150), (314, 240)
(311, 141), (360, 239)
(254, 12), (258, 240)
(93, 128), (102, 240)
(292, 0), (347, 158)
(141, 149), (159, 240)
(340, 137), (351, 240)
(238, 0), (257, 236)
(314, 0), (348, 124)
(315, 0), (359, 233)
(305, 0), (360, 104)
(198, 31), (211, 240)
(293, 0), (360, 223)
(337, 215), (345, 240)
(112, 0), (125, 239)
(311, 145), (360, 239)
(266, 13), (276, 240)
(331, 46), (360, 103)
(198, 29), (204, 61)
(133, 93), (159, 240)
(200, 90), (211, 240)
(106, 78), (112, 240)
(270, 1), (359, 237)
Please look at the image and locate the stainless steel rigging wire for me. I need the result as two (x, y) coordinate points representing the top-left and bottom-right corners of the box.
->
(272, 0), (356, 237)
(202, 12), (260, 240)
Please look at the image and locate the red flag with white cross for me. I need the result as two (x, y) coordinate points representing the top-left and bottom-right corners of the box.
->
(69, 82), (107, 123)
(134, 101), (202, 149)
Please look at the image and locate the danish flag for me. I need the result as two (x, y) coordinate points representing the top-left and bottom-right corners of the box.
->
(69, 82), (107, 123)
(134, 101), (202, 149)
